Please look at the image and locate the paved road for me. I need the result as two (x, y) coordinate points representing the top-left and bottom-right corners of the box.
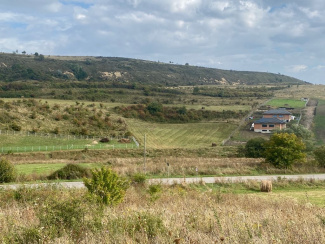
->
(2, 174), (325, 190)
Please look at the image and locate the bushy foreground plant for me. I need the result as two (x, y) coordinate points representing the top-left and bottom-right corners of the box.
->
(83, 167), (129, 205)
(47, 163), (91, 180)
(0, 158), (16, 183)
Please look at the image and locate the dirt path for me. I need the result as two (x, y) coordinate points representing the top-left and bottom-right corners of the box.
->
(300, 99), (318, 130)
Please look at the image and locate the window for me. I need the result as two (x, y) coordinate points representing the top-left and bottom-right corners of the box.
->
(269, 124), (275, 127)
(262, 124), (267, 127)
(278, 115), (284, 118)
(273, 115), (277, 118)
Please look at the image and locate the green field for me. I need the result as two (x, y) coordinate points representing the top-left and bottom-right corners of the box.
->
(266, 98), (306, 108)
(16, 162), (102, 175)
(127, 119), (237, 148)
(314, 100), (325, 144)
(0, 134), (137, 153)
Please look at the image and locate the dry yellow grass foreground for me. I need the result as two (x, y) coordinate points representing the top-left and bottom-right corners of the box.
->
(1, 185), (325, 243)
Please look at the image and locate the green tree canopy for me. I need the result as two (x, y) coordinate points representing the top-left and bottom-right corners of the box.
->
(264, 133), (306, 169)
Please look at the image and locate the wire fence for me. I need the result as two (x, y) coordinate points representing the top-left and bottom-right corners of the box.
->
(0, 130), (140, 153)
(1, 143), (138, 153)
(0, 129), (138, 142)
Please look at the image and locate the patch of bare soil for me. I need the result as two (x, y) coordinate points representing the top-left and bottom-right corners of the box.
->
(300, 99), (318, 130)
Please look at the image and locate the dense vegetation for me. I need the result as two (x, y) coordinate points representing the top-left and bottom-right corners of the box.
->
(115, 102), (247, 123)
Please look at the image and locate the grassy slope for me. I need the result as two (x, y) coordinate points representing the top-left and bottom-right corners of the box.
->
(127, 119), (237, 148)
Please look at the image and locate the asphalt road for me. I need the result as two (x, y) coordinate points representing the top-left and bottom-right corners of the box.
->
(1, 174), (325, 190)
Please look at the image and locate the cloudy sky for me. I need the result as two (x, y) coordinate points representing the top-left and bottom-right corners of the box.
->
(0, 0), (324, 84)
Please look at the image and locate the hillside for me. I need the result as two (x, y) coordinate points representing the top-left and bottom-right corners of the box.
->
(0, 53), (306, 87)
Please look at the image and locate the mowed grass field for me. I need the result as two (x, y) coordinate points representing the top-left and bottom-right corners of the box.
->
(127, 119), (237, 148)
(266, 98), (306, 108)
(15, 162), (102, 175)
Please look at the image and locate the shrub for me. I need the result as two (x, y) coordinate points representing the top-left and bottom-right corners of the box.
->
(0, 158), (17, 183)
(83, 167), (129, 205)
(314, 146), (325, 167)
(10, 122), (21, 131)
(47, 163), (91, 180)
(244, 137), (266, 158)
(131, 173), (147, 185)
(99, 137), (110, 143)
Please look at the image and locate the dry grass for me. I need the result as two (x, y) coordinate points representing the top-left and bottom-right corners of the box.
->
(1, 184), (325, 243)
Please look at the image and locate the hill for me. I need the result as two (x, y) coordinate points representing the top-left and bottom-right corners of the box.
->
(0, 52), (306, 87)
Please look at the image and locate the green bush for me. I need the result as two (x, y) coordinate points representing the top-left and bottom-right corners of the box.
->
(83, 167), (129, 205)
(0, 158), (17, 183)
(131, 173), (147, 185)
(314, 146), (325, 167)
(244, 137), (266, 158)
(47, 163), (91, 180)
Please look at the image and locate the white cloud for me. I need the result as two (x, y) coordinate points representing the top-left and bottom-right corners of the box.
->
(286, 65), (308, 73)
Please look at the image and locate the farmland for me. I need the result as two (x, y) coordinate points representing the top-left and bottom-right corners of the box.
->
(1, 53), (325, 243)
(127, 119), (237, 148)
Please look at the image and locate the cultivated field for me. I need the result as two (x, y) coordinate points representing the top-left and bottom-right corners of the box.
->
(127, 119), (237, 149)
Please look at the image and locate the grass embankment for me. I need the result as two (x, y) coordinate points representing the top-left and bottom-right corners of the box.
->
(1, 180), (325, 243)
(314, 100), (325, 144)
(127, 119), (237, 148)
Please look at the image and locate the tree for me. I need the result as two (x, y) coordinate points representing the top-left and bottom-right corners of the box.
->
(244, 137), (266, 158)
(264, 133), (306, 169)
(314, 146), (325, 167)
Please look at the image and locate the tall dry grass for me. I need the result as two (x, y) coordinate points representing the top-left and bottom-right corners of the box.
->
(1, 183), (325, 243)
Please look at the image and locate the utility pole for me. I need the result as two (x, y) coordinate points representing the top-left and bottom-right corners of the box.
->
(143, 134), (146, 173)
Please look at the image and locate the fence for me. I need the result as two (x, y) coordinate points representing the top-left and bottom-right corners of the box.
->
(0, 130), (140, 153)
(0, 129), (139, 142)
(1, 143), (138, 153)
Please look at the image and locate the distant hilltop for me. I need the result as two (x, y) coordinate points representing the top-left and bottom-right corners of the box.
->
(0, 52), (308, 86)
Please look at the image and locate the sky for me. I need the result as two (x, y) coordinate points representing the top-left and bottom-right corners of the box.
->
(0, 0), (324, 84)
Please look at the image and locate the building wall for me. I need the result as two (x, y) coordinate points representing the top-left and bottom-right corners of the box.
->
(263, 114), (291, 121)
(254, 123), (286, 133)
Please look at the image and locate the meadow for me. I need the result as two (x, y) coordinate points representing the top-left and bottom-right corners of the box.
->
(1, 180), (325, 243)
